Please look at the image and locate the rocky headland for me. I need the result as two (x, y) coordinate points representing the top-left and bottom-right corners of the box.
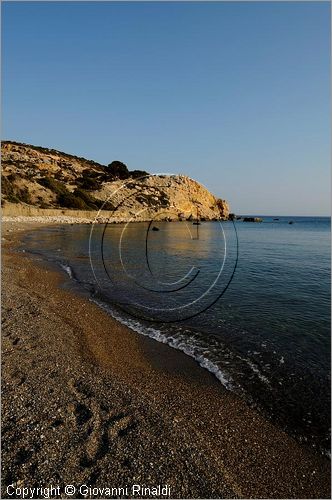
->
(1, 141), (229, 223)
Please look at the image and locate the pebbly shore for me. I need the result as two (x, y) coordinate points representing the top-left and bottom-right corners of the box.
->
(1, 222), (330, 499)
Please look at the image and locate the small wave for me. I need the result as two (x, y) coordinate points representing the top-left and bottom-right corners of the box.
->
(60, 263), (75, 280)
(236, 354), (270, 385)
(91, 298), (234, 391)
(246, 360), (270, 385)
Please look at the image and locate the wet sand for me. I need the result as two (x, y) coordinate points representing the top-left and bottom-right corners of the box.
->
(1, 222), (330, 499)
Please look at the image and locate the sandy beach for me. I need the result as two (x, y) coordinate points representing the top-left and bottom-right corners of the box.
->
(1, 222), (330, 499)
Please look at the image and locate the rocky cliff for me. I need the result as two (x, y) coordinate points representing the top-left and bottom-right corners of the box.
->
(1, 141), (229, 221)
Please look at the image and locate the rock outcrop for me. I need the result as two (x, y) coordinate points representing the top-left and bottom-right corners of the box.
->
(1, 141), (229, 221)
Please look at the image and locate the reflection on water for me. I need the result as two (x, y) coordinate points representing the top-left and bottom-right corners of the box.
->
(23, 216), (330, 454)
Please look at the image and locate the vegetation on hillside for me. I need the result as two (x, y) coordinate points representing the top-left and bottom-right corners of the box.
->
(1, 141), (149, 209)
(3, 140), (105, 170)
(1, 142), (230, 219)
(1, 175), (32, 205)
(38, 176), (115, 210)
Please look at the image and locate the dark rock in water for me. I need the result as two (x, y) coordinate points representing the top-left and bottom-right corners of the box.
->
(152, 226), (159, 231)
(273, 218), (279, 221)
(243, 217), (263, 223)
(193, 222), (201, 225)
(288, 221), (294, 224)
(228, 213), (236, 221)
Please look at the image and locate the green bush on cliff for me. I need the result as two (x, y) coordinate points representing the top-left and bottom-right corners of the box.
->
(107, 161), (129, 179)
(38, 176), (86, 209)
(57, 187), (113, 211)
(19, 187), (32, 204)
(106, 161), (149, 180)
(77, 170), (103, 191)
(74, 189), (116, 211)
(57, 191), (89, 210)
(1, 176), (15, 201)
(1, 176), (32, 204)
(73, 188), (101, 210)
(130, 169), (149, 179)
(38, 176), (67, 195)
(37, 175), (116, 210)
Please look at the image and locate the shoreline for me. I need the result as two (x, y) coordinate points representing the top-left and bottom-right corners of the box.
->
(2, 222), (331, 499)
(2, 214), (228, 225)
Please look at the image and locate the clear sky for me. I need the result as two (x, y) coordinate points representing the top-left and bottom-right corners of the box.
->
(2, 1), (330, 215)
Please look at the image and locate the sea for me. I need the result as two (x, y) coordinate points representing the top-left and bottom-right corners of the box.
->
(22, 216), (331, 455)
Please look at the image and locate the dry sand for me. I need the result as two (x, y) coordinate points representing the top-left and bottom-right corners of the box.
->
(1, 222), (330, 499)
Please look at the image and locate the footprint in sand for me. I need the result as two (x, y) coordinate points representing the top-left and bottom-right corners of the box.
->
(69, 401), (93, 427)
(83, 412), (137, 465)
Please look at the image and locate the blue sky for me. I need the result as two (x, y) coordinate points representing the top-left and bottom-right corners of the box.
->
(2, 1), (330, 215)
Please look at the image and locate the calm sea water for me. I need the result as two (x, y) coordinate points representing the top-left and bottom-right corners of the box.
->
(23, 216), (331, 453)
